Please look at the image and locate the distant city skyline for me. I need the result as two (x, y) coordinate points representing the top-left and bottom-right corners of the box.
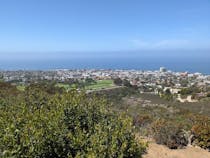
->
(0, 0), (210, 59)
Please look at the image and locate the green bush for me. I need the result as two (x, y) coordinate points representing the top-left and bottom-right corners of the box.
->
(113, 78), (123, 86)
(0, 87), (146, 157)
(180, 87), (200, 96)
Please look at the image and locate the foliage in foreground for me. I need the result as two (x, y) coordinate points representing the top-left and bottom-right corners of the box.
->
(0, 84), (146, 158)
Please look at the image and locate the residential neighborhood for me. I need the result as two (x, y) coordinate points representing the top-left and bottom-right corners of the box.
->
(1, 68), (210, 102)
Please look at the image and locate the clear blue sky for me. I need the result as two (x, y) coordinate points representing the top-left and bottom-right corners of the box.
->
(0, 0), (210, 59)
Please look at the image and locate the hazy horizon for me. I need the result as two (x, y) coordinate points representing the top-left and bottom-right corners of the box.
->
(0, 50), (210, 74)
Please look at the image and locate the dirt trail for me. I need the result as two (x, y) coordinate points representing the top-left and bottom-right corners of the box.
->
(177, 94), (198, 103)
(143, 142), (210, 158)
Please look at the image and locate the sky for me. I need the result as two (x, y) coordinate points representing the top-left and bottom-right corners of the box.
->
(0, 0), (210, 59)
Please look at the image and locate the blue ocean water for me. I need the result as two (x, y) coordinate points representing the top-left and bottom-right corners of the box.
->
(0, 56), (210, 74)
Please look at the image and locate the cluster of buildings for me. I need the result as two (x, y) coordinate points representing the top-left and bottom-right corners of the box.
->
(1, 68), (210, 99)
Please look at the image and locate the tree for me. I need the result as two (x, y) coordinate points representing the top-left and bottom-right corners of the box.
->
(113, 78), (123, 86)
(180, 79), (189, 87)
(123, 79), (132, 87)
(162, 89), (173, 101)
(84, 78), (96, 85)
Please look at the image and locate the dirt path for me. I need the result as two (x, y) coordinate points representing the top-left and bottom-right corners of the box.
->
(177, 94), (198, 103)
(143, 142), (210, 158)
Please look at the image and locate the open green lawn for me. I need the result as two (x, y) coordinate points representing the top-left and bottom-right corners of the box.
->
(56, 83), (74, 90)
(85, 80), (115, 90)
(14, 80), (115, 92)
(56, 80), (115, 91)
(17, 85), (25, 91)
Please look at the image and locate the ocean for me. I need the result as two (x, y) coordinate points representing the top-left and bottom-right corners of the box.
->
(0, 56), (209, 74)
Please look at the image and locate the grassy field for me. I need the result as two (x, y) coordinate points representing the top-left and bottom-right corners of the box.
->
(56, 83), (73, 90)
(16, 85), (25, 91)
(85, 80), (115, 90)
(56, 80), (115, 91)
(15, 80), (115, 92)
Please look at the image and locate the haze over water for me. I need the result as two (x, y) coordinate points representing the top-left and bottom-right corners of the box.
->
(1, 51), (209, 74)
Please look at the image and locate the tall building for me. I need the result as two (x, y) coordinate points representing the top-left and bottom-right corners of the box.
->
(160, 67), (167, 72)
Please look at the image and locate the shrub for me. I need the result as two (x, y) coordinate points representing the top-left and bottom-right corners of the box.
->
(0, 88), (146, 157)
(113, 78), (123, 86)
(133, 114), (153, 128)
(180, 87), (200, 96)
(191, 116), (210, 150)
(151, 119), (188, 149)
